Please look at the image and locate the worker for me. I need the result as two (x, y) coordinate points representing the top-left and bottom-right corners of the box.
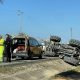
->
(0, 35), (5, 62)
(5, 34), (12, 62)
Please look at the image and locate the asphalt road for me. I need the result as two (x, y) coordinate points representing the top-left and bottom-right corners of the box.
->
(0, 56), (59, 67)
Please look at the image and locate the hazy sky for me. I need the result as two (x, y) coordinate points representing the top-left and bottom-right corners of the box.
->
(0, 0), (80, 42)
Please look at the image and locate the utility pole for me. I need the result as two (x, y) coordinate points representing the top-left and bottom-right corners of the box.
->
(70, 27), (73, 39)
(17, 10), (24, 33)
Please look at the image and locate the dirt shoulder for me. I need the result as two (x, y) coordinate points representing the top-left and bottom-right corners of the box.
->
(50, 66), (80, 80)
(0, 58), (78, 80)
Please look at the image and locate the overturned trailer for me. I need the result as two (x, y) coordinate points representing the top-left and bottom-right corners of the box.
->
(45, 36), (80, 65)
(62, 39), (80, 65)
(45, 35), (61, 56)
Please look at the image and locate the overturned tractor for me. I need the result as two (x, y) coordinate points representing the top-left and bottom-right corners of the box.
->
(45, 36), (80, 65)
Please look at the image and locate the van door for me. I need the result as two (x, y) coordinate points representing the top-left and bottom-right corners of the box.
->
(29, 38), (41, 55)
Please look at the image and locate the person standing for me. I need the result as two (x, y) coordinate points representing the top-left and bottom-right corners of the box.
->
(5, 34), (12, 62)
(0, 35), (5, 62)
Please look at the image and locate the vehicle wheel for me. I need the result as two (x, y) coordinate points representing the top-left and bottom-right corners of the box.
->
(69, 39), (80, 47)
(50, 36), (61, 42)
(39, 55), (42, 59)
(28, 52), (33, 59)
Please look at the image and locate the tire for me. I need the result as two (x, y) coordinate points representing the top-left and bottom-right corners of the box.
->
(39, 55), (42, 59)
(28, 51), (33, 59)
(69, 39), (80, 48)
(50, 36), (61, 42)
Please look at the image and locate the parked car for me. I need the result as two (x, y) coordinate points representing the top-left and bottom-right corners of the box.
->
(12, 33), (43, 59)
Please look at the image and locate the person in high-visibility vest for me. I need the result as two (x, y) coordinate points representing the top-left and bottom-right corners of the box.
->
(0, 35), (4, 62)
